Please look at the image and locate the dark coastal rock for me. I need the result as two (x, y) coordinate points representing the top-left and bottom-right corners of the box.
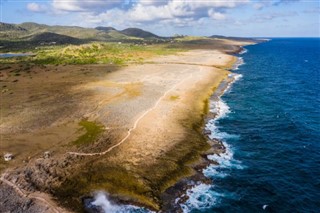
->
(160, 154), (217, 212)
(0, 183), (46, 213)
(203, 129), (211, 135)
(205, 112), (217, 120)
(160, 134), (226, 212)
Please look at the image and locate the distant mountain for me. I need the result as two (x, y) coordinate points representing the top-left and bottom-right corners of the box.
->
(0, 22), (166, 49)
(95, 26), (161, 39)
(0, 22), (26, 32)
(18, 22), (47, 31)
(0, 22), (29, 40)
(120, 28), (161, 39)
(95, 26), (116, 32)
(30, 32), (81, 44)
(17, 22), (106, 40)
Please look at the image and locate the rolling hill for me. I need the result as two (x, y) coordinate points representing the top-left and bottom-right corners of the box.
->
(30, 32), (81, 44)
(0, 22), (163, 42)
(0, 22), (27, 32)
(120, 28), (161, 39)
(95, 26), (116, 32)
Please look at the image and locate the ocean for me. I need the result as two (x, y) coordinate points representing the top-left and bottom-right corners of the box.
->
(182, 38), (320, 212)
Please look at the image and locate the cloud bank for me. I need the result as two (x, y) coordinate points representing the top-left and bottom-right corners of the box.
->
(27, 0), (250, 27)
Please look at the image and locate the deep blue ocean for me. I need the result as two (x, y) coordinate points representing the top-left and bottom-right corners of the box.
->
(182, 38), (320, 213)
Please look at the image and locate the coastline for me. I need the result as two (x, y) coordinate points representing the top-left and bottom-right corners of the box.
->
(173, 46), (256, 212)
(82, 47), (252, 212)
(0, 42), (256, 213)
(160, 54), (247, 212)
(79, 51), (235, 212)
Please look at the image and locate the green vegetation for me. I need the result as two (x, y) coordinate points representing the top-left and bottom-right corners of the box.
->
(55, 164), (159, 212)
(175, 36), (208, 41)
(120, 28), (160, 39)
(203, 98), (210, 115)
(0, 42), (182, 65)
(72, 120), (105, 146)
(0, 22), (165, 42)
(169, 95), (180, 101)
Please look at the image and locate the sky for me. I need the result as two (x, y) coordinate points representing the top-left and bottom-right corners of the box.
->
(0, 0), (319, 37)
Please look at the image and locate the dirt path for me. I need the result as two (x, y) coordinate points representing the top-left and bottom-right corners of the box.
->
(67, 73), (194, 156)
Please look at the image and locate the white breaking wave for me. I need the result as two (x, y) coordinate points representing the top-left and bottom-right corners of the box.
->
(181, 141), (244, 212)
(226, 73), (243, 94)
(232, 73), (243, 81)
(206, 100), (239, 140)
(209, 99), (230, 119)
(239, 48), (248, 55)
(91, 193), (121, 212)
(203, 166), (228, 178)
(206, 142), (244, 171)
(180, 184), (217, 213)
(90, 192), (151, 213)
(206, 73), (243, 140)
(180, 65), (245, 212)
(233, 57), (245, 70)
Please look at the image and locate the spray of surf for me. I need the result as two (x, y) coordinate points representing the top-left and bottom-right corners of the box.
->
(88, 192), (151, 213)
(179, 57), (245, 212)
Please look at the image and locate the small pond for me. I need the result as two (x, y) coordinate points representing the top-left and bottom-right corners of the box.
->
(0, 53), (34, 58)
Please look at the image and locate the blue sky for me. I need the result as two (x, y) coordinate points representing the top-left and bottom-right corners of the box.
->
(1, 0), (319, 37)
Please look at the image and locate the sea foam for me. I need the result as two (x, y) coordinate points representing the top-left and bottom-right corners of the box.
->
(232, 57), (245, 70)
(180, 184), (217, 212)
(239, 48), (248, 55)
(89, 192), (151, 213)
(179, 59), (245, 212)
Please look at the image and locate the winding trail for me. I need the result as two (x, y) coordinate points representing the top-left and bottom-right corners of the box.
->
(0, 73), (194, 213)
(67, 73), (194, 156)
(0, 173), (65, 213)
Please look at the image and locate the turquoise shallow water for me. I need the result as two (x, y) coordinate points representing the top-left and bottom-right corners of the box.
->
(182, 38), (320, 213)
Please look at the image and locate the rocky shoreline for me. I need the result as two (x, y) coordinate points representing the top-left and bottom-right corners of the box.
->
(159, 74), (238, 212)
(81, 68), (240, 213)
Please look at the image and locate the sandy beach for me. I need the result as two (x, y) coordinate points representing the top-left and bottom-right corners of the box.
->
(0, 41), (254, 212)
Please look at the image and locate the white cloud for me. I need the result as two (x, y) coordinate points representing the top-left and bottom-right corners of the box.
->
(187, 0), (249, 9)
(128, 4), (173, 22)
(52, 0), (123, 12)
(27, 2), (47, 13)
(33, 0), (251, 28)
(208, 9), (226, 20)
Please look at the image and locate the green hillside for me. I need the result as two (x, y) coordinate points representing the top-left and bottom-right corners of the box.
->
(0, 22), (171, 52)
(0, 22), (164, 43)
(120, 28), (161, 39)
